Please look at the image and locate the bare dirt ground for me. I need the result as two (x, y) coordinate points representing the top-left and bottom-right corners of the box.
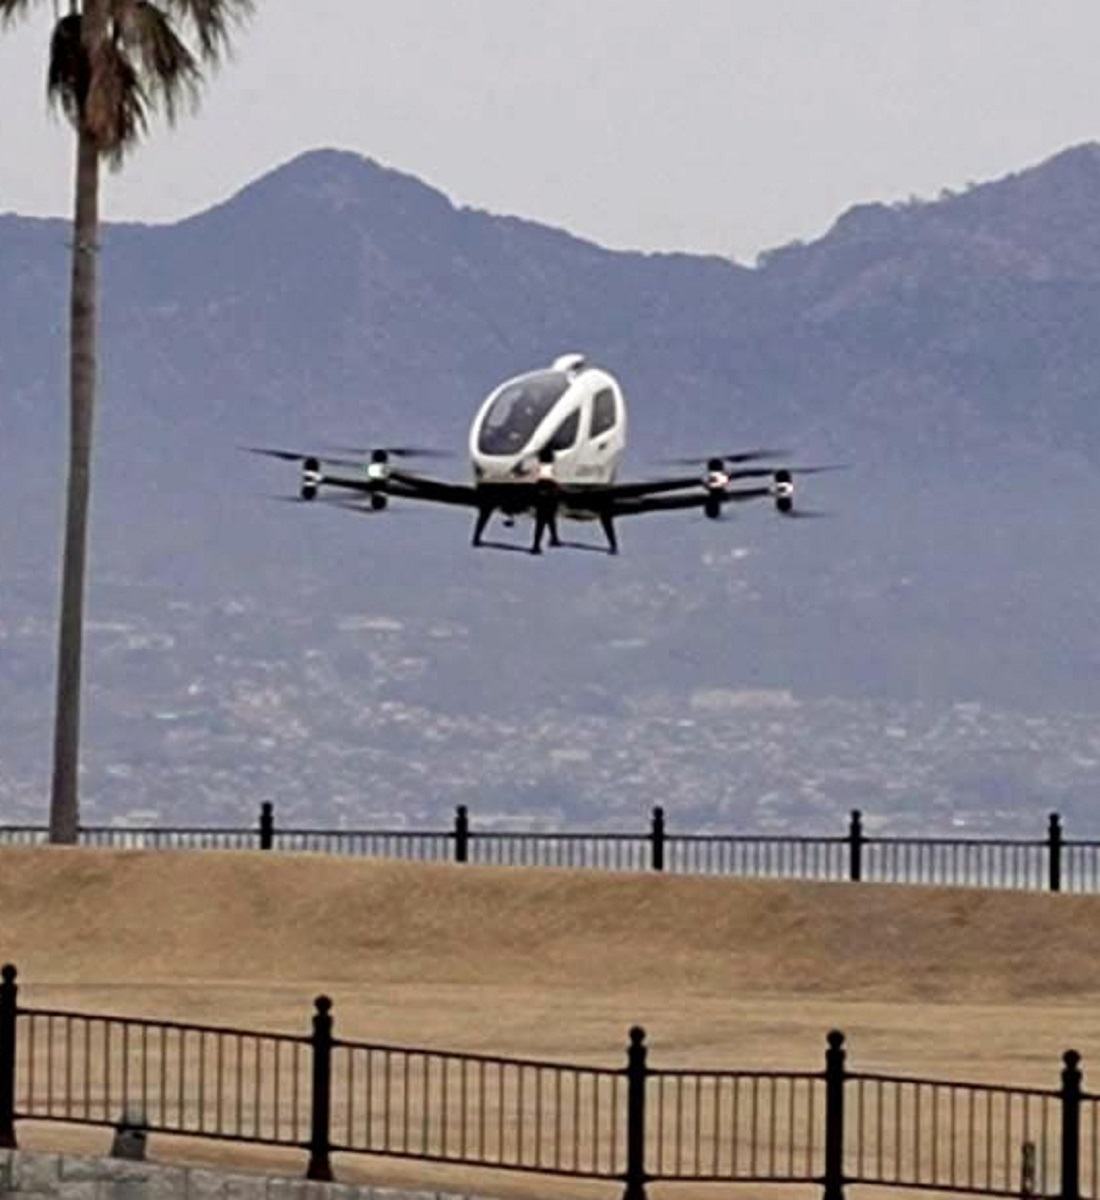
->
(4, 846), (1099, 1198)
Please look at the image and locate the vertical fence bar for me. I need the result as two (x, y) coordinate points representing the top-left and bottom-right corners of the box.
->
(306, 996), (334, 1182)
(823, 1031), (846, 1200)
(454, 806), (470, 865)
(0, 965), (16, 1148)
(1049, 814), (1064, 894)
(1061, 1050), (1082, 1200)
(259, 803), (275, 851)
(650, 808), (665, 873)
(622, 1027), (648, 1200)
(848, 812), (864, 883)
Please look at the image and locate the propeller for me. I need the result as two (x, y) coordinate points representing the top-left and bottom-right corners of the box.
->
(321, 444), (453, 460)
(242, 446), (313, 462)
(318, 497), (391, 515)
(657, 449), (788, 466)
(241, 446), (371, 470)
(260, 493), (400, 514)
(726, 463), (849, 481)
(781, 508), (832, 519)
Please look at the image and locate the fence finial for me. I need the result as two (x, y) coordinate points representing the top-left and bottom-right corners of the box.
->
(623, 1026), (648, 1200)
(650, 808), (666, 872)
(307, 994), (334, 1181)
(259, 802), (275, 851)
(1048, 813), (1064, 893)
(823, 1031), (847, 1200)
(1061, 1048), (1083, 1200)
(454, 805), (470, 863)
(847, 812), (864, 883)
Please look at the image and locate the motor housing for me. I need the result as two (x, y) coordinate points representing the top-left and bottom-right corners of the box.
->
(704, 457), (727, 519)
(300, 457), (321, 501)
(773, 469), (794, 514)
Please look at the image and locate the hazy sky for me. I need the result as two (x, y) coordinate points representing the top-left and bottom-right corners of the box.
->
(2, 1), (1099, 261)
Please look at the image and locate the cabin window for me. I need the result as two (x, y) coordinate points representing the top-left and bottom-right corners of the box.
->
(545, 409), (580, 453)
(478, 371), (571, 455)
(591, 388), (617, 437)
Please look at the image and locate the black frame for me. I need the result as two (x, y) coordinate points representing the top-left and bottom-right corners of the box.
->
(3, 806), (1096, 894)
(0, 967), (1092, 1200)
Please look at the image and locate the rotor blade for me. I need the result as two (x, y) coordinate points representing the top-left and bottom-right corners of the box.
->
(726, 463), (850, 481)
(242, 446), (313, 462)
(317, 495), (412, 516)
(323, 444), (453, 459)
(390, 446), (453, 459)
(723, 449), (789, 464)
(317, 497), (381, 515)
(316, 455), (374, 469)
(243, 446), (380, 471)
(656, 449), (787, 466)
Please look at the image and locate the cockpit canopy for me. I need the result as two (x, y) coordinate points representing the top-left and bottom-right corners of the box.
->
(477, 370), (573, 456)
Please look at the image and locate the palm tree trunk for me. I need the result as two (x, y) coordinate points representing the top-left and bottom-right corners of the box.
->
(49, 124), (100, 845)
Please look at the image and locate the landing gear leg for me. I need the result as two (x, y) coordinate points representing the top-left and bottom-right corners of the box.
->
(472, 506), (493, 547)
(599, 512), (619, 556)
(531, 505), (551, 555)
(531, 487), (560, 555)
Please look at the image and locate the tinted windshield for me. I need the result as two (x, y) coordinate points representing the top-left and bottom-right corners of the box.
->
(478, 371), (571, 455)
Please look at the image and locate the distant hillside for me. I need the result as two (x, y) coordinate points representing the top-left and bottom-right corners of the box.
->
(3, 145), (1100, 827)
(6, 143), (1100, 468)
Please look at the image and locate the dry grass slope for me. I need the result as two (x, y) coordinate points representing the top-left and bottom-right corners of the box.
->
(4, 847), (1100, 1195)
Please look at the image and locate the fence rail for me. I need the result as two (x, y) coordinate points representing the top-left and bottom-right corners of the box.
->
(15, 1008), (310, 1148)
(646, 1068), (824, 1183)
(6, 806), (1100, 894)
(0, 964), (1093, 1200)
(332, 1039), (627, 1179)
(845, 1072), (1061, 1197)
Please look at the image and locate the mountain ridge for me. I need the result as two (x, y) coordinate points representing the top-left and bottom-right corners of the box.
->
(3, 142), (1100, 826)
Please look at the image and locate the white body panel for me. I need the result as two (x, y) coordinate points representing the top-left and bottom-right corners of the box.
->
(468, 359), (627, 503)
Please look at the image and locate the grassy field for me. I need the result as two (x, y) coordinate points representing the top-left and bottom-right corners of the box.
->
(3, 846), (1099, 1199)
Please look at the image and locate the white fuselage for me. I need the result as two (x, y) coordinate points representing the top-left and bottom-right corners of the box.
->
(468, 357), (627, 514)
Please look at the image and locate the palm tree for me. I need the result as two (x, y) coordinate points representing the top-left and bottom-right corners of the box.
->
(0, 0), (253, 842)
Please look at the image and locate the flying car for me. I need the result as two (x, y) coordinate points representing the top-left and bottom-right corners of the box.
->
(248, 354), (835, 555)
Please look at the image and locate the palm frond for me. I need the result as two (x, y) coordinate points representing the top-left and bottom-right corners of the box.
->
(85, 33), (148, 163)
(0, 0), (43, 27)
(161, 0), (252, 64)
(115, 0), (198, 124)
(47, 12), (87, 126)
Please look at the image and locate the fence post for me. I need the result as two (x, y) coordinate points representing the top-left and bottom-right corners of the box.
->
(847, 811), (864, 883)
(454, 805), (470, 864)
(259, 802), (274, 851)
(1049, 813), (1063, 893)
(1061, 1050), (1082, 1200)
(622, 1026), (648, 1200)
(306, 996), (334, 1182)
(823, 1030), (846, 1200)
(0, 965), (17, 1149)
(650, 807), (665, 872)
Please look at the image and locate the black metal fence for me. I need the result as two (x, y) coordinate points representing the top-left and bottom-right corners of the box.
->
(0, 964), (1095, 1199)
(4, 805), (1100, 893)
